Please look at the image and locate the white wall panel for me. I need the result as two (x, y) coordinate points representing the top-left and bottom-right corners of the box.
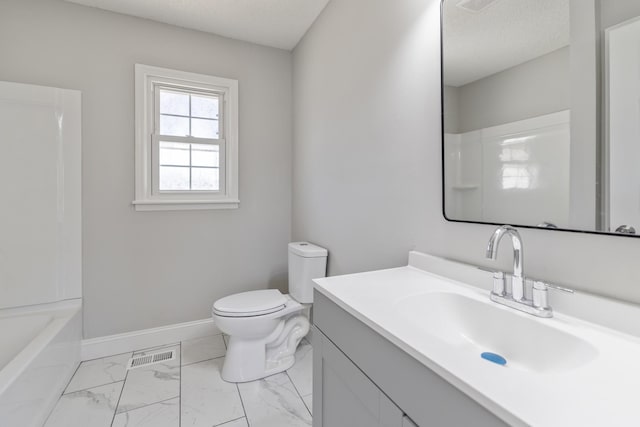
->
(607, 17), (640, 232)
(0, 82), (81, 308)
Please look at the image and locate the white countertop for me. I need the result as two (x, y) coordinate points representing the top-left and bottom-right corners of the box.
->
(313, 252), (640, 427)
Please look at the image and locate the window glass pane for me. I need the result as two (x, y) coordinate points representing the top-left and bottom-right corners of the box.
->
(192, 167), (219, 191)
(191, 95), (219, 119)
(159, 166), (190, 191)
(191, 118), (219, 138)
(159, 141), (190, 166)
(160, 115), (189, 136)
(191, 144), (219, 167)
(159, 90), (189, 116)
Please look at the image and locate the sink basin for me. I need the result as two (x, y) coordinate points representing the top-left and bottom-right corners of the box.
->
(314, 254), (640, 426)
(395, 292), (598, 373)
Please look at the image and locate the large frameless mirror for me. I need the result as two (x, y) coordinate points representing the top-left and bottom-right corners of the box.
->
(442, 0), (640, 237)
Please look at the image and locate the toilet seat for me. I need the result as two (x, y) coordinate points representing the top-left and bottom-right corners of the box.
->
(213, 289), (287, 318)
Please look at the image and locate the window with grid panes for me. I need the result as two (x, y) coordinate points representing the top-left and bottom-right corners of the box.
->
(134, 65), (239, 211)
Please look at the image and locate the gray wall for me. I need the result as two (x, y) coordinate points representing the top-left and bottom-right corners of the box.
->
(443, 85), (460, 134)
(0, 0), (293, 338)
(600, 0), (640, 29)
(452, 46), (570, 133)
(293, 0), (436, 275)
(292, 0), (640, 304)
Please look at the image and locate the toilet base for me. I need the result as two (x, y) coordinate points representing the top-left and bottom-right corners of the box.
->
(221, 314), (309, 383)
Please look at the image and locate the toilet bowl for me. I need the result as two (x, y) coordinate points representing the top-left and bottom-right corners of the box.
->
(213, 290), (309, 382)
(212, 242), (328, 383)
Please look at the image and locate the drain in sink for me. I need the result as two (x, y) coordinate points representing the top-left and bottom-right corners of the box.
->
(481, 352), (507, 366)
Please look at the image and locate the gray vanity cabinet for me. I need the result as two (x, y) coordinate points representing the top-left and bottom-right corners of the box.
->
(312, 291), (508, 427)
(313, 328), (408, 427)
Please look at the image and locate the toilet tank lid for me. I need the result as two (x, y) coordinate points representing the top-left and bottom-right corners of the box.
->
(288, 242), (328, 258)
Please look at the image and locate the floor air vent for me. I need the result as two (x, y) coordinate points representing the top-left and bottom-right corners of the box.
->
(127, 350), (175, 370)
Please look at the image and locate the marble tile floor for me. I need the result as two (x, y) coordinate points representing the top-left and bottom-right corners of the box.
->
(44, 334), (313, 427)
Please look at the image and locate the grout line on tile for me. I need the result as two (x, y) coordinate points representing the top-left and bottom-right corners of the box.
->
(285, 371), (311, 417)
(215, 416), (247, 426)
(235, 382), (250, 427)
(110, 358), (130, 426)
(42, 406), (56, 427)
(180, 354), (226, 368)
(115, 392), (182, 418)
(59, 359), (82, 396)
(63, 379), (123, 396)
(61, 351), (133, 396)
(113, 395), (178, 416)
(301, 393), (312, 415)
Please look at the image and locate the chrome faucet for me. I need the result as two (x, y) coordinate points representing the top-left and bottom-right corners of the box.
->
(485, 225), (572, 318)
(486, 225), (525, 302)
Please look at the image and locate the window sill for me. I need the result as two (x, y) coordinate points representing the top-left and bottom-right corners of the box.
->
(132, 199), (240, 211)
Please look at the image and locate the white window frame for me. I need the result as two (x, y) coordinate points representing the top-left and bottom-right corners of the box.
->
(133, 64), (239, 211)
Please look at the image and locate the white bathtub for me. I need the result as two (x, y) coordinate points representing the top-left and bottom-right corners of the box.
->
(0, 299), (81, 427)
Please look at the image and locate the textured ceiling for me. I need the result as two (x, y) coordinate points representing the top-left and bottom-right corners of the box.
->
(64, 0), (331, 50)
(444, 0), (570, 87)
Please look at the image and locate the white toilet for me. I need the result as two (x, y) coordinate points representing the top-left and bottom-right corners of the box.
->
(212, 242), (328, 383)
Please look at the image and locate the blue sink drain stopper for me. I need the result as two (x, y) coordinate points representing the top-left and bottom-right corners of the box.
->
(481, 352), (507, 366)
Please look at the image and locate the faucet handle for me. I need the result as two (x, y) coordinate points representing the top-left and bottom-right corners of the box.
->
(532, 281), (574, 312)
(538, 282), (574, 294)
(491, 271), (506, 297)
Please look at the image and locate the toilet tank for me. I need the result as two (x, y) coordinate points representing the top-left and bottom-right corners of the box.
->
(288, 242), (328, 303)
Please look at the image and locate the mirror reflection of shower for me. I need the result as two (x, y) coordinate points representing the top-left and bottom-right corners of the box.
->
(442, 0), (640, 236)
(444, 111), (570, 227)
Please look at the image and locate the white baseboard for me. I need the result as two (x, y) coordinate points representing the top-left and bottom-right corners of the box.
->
(81, 318), (220, 361)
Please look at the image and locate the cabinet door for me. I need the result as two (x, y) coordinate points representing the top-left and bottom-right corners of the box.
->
(313, 327), (403, 427)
